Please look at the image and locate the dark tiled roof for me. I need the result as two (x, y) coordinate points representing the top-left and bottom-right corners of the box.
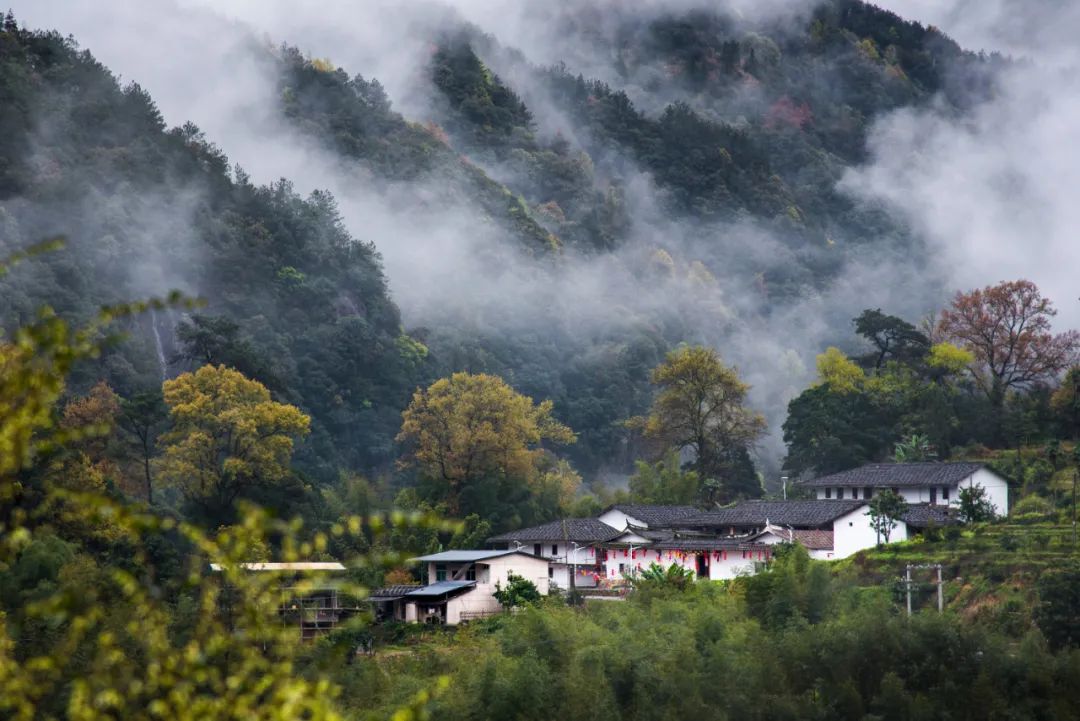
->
(635, 528), (676, 542)
(902, 504), (963, 527)
(651, 538), (769, 552)
(608, 504), (702, 526)
(799, 462), (984, 488)
(369, 584), (421, 599)
(488, 518), (621, 544)
(675, 500), (867, 529)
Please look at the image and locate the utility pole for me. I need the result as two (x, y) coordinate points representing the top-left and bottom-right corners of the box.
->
(905, 564), (912, 617)
(781, 476), (789, 500)
(1072, 467), (1077, 547)
(937, 564), (943, 613)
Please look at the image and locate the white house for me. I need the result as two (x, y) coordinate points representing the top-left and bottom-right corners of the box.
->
(372, 550), (550, 625)
(600, 531), (773, 580)
(800, 462), (1009, 516)
(488, 518), (620, 589)
(670, 499), (906, 560)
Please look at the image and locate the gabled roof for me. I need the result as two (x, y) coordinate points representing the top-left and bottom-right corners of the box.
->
(209, 562), (346, 572)
(411, 549), (542, 563)
(799, 462), (985, 488)
(404, 581), (476, 599)
(674, 500), (867, 529)
(606, 504), (702, 527)
(487, 518), (622, 544)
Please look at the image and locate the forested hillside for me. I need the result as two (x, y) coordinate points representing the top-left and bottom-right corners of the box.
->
(4, 1), (1080, 719)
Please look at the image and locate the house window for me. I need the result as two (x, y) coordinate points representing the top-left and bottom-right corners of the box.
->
(837, 487), (844, 500)
(852, 488), (859, 499)
(551, 544), (558, 556)
(864, 487), (873, 500)
(465, 565), (476, 581)
(825, 488), (832, 499)
(533, 543), (541, 556)
(548, 567), (554, 578)
(930, 488), (937, 505)
(942, 487), (950, 501)
(435, 564), (447, 582)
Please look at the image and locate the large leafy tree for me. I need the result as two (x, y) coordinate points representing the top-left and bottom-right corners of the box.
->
(158, 365), (310, 520)
(938, 280), (1079, 411)
(867, 490), (908, 545)
(397, 372), (575, 516)
(1035, 560), (1080, 650)
(644, 346), (765, 501)
(854, 309), (930, 370)
(1051, 367), (1080, 439)
(783, 383), (894, 476)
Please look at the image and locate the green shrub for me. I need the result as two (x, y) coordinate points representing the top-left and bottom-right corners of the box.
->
(1010, 495), (1055, 520)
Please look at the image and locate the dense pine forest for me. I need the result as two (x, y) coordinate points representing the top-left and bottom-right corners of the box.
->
(3, 1), (1080, 719)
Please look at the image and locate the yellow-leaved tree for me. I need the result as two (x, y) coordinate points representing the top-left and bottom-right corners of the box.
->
(814, 346), (865, 394)
(158, 364), (310, 519)
(396, 372), (575, 515)
(643, 345), (765, 501)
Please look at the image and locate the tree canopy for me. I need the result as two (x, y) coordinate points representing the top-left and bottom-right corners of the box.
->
(158, 365), (310, 521)
(644, 346), (765, 502)
(397, 372), (576, 517)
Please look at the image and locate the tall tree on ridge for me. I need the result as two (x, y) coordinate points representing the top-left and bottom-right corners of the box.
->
(939, 280), (1079, 414)
(644, 345), (765, 502)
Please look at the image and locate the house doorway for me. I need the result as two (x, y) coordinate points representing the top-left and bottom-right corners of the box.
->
(695, 553), (708, 579)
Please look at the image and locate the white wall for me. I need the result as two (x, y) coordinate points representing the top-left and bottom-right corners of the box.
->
(757, 531), (835, 561)
(814, 467), (1008, 516)
(831, 505), (906, 558)
(600, 546), (767, 581)
(483, 554), (550, 596)
(958, 468), (1009, 516)
(597, 509), (642, 530)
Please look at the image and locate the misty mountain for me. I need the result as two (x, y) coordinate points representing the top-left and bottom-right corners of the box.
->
(0, 2), (1005, 485)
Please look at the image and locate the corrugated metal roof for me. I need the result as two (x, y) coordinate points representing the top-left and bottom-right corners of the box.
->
(369, 585), (422, 600)
(411, 549), (534, 563)
(209, 562), (346, 572)
(404, 581), (477, 598)
(799, 462), (985, 488)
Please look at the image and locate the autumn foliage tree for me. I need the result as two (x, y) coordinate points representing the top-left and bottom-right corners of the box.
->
(158, 365), (310, 521)
(396, 372), (576, 516)
(644, 346), (765, 501)
(939, 280), (1080, 411)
